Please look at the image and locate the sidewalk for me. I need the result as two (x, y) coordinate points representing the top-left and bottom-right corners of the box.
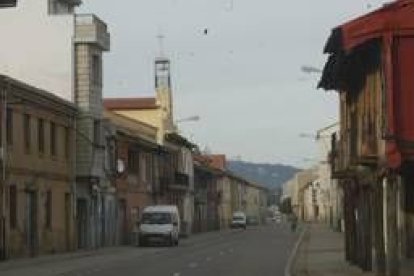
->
(293, 224), (414, 276)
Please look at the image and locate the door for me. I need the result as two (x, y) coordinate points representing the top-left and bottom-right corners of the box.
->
(26, 191), (37, 257)
(76, 199), (87, 249)
(64, 193), (71, 251)
(118, 199), (127, 245)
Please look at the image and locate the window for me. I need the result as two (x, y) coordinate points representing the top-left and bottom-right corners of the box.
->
(64, 127), (70, 159)
(128, 149), (140, 174)
(6, 107), (12, 145)
(24, 114), (31, 153)
(9, 185), (17, 229)
(93, 120), (100, 145)
(92, 54), (101, 86)
(50, 122), (56, 156)
(45, 190), (52, 229)
(143, 154), (153, 183)
(140, 153), (147, 182)
(38, 118), (45, 154)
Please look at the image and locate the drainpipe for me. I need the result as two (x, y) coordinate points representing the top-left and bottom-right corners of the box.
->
(0, 79), (8, 260)
(71, 115), (77, 252)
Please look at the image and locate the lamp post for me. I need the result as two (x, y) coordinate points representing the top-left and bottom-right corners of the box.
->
(176, 115), (200, 124)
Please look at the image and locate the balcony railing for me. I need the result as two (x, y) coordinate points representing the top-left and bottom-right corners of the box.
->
(169, 172), (190, 191)
(75, 14), (110, 51)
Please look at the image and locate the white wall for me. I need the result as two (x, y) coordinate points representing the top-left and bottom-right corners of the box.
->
(0, 0), (75, 101)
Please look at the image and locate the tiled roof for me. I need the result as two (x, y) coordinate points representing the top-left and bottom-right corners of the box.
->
(103, 97), (158, 110)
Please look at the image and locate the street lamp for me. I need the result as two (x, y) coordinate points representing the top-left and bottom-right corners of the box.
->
(176, 115), (200, 123)
(300, 65), (322, 74)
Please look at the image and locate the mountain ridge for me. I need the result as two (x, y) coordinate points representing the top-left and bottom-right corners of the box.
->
(227, 160), (300, 190)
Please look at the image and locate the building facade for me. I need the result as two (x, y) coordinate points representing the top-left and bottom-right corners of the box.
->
(104, 111), (159, 245)
(0, 76), (77, 259)
(319, 1), (414, 273)
(0, 0), (81, 102)
(74, 13), (111, 249)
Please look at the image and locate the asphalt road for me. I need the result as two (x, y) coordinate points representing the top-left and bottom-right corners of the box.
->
(0, 223), (298, 276)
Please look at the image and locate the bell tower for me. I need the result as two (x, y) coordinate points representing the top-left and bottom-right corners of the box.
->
(155, 34), (174, 132)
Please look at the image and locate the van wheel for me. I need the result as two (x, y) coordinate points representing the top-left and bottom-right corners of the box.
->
(168, 236), (174, 247)
(139, 237), (147, 247)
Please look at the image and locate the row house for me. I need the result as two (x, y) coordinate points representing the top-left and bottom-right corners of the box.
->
(163, 133), (196, 237)
(0, 0), (113, 251)
(0, 76), (77, 259)
(104, 55), (196, 237)
(103, 111), (159, 245)
(319, 1), (414, 274)
(193, 156), (218, 233)
(193, 154), (268, 231)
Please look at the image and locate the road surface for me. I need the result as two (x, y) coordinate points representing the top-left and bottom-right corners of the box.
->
(0, 223), (298, 276)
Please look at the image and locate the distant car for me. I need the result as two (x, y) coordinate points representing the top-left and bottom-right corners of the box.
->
(138, 205), (180, 247)
(231, 211), (247, 229)
(247, 216), (259, 226)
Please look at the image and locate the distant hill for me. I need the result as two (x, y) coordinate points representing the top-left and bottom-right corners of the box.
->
(227, 160), (300, 190)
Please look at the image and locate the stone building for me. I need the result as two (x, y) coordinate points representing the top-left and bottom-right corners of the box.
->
(74, 13), (111, 249)
(0, 76), (76, 259)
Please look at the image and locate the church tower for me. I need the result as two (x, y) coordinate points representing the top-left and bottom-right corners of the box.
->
(154, 40), (174, 132)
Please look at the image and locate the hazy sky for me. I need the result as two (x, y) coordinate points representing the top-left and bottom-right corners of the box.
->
(79, 0), (386, 167)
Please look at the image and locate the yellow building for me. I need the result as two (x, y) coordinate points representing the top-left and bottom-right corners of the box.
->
(104, 57), (174, 144)
(103, 57), (196, 236)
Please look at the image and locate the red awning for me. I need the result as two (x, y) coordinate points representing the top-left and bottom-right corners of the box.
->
(341, 0), (414, 52)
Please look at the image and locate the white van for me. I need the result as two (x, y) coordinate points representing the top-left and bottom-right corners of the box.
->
(138, 205), (180, 246)
(231, 211), (247, 229)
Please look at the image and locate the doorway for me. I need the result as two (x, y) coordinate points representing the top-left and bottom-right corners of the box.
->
(26, 191), (38, 257)
(76, 198), (88, 249)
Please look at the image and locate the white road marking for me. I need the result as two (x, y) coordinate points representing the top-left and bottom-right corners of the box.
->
(228, 248), (234, 253)
(188, 262), (199, 268)
(219, 251), (225, 255)
(206, 256), (212, 262)
(173, 273), (181, 276)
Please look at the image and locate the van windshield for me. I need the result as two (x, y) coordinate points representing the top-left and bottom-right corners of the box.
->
(141, 212), (172, 225)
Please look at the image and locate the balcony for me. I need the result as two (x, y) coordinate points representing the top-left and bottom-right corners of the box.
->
(330, 133), (354, 179)
(169, 172), (190, 191)
(75, 14), (110, 51)
(60, 0), (82, 6)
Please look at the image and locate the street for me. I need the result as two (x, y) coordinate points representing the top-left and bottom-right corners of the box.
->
(0, 223), (297, 276)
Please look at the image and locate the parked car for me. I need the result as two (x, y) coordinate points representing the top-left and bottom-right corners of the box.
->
(247, 216), (259, 226)
(138, 205), (180, 247)
(231, 211), (247, 229)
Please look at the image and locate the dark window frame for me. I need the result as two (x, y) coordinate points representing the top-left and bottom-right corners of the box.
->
(64, 126), (70, 160)
(9, 185), (17, 229)
(92, 54), (102, 86)
(127, 149), (140, 174)
(24, 113), (31, 153)
(6, 107), (13, 145)
(45, 190), (52, 229)
(50, 122), (56, 156)
(38, 118), (45, 154)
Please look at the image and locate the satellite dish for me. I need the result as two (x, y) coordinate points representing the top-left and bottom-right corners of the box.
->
(117, 159), (125, 174)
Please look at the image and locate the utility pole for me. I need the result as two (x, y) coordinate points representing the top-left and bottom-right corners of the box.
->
(0, 2), (18, 260)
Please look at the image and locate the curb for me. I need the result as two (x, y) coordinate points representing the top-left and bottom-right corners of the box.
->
(284, 225), (309, 276)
